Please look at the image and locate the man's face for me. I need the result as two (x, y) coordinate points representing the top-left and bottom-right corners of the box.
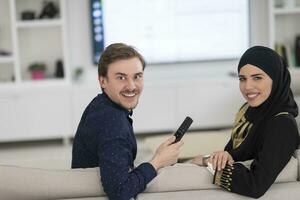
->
(99, 57), (144, 110)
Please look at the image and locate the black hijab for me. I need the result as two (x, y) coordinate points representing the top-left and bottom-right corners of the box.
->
(238, 46), (298, 125)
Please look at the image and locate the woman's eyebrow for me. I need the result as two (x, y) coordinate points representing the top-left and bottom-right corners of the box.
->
(250, 73), (264, 77)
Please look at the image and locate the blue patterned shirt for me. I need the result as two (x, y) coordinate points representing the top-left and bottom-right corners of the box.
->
(72, 93), (157, 200)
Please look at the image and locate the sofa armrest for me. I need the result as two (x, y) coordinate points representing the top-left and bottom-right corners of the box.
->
(0, 165), (104, 200)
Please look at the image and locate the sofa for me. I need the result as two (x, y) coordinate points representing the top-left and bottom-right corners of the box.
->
(1, 149), (300, 200)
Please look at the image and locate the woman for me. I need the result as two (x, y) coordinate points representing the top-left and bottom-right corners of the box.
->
(192, 46), (299, 198)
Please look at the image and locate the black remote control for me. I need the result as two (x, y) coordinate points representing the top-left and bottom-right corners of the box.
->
(173, 116), (193, 143)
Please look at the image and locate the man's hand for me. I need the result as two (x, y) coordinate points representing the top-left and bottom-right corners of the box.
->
(150, 136), (183, 171)
(210, 151), (234, 171)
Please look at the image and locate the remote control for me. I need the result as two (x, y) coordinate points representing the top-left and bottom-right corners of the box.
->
(173, 116), (193, 143)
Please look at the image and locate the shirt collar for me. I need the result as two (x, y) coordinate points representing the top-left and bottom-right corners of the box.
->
(100, 92), (132, 117)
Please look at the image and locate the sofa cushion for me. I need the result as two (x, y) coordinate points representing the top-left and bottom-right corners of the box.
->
(0, 165), (105, 200)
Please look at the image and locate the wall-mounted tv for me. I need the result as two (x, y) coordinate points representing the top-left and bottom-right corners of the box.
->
(90, 0), (250, 64)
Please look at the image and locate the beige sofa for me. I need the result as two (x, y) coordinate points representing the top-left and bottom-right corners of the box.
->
(1, 149), (300, 200)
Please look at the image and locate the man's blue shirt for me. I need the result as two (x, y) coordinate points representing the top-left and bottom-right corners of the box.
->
(72, 93), (156, 200)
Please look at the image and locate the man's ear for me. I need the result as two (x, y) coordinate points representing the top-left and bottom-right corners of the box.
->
(98, 76), (106, 89)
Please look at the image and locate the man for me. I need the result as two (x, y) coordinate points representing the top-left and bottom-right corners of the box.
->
(72, 43), (183, 200)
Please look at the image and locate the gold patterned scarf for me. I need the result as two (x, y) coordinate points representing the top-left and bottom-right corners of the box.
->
(231, 104), (253, 149)
(231, 104), (289, 149)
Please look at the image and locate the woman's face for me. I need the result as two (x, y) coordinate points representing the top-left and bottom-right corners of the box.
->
(239, 64), (273, 107)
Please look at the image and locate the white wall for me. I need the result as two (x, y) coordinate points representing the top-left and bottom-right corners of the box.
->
(250, 0), (269, 46)
(66, 0), (93, 73)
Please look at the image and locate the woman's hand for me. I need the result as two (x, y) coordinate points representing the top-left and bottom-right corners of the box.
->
(210, 151), (234, 171)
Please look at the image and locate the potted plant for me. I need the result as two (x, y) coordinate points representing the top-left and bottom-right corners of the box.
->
(28, 62), (46, 80)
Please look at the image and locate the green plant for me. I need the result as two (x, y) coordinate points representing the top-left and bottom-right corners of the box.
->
(73, 66), (84, 81)
(28, 63), (46, 71)
(75, 67), (83, 76)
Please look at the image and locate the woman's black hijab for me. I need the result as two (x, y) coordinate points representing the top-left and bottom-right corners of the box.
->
(238, 46), (298, 125)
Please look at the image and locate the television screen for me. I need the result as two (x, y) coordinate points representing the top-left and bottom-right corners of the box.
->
(90, 0), (249, 64)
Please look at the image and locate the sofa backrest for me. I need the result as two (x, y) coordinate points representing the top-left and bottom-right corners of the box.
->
(295, 149), (300, 181)
(0, 165), (105, 200)
(275, 156), (298, 183)
(0, 153), (299, 200)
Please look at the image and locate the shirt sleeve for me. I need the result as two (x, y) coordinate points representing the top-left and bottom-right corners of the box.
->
(97, 114), (157, 200)
(213, 115), (299, 198)
(225, 138), (255, 162)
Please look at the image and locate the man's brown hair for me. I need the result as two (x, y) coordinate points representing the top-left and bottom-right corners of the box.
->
(98, 43), (146, 77)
